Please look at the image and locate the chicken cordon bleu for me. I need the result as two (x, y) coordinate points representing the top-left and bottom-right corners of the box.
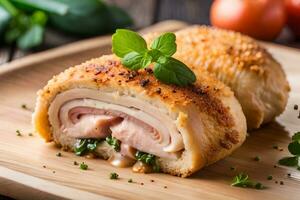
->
(145, 26), (290, 130)
(33, 55), (247, 177)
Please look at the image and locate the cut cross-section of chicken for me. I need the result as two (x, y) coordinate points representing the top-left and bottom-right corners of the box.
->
(144, 26), (290, 130)
(33, 55), (247, 177)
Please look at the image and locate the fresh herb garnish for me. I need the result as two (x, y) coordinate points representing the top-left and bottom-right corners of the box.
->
(74, 138), (100, 156)
(231, 173), (265, 189)
(110, 172), (119, 179)
(16, 130), (22, 136)
(253, 156), (260, 161)
(135, 151), (160, 172)
(79, 162), (88, 170)
(112, 29), (196, 86)
(267, 175), (273, 180)
(128, 178), (133, 183)
(56, 152), (62, 157)
(278, 132), (300, 170)
(106, 136), (120, 152)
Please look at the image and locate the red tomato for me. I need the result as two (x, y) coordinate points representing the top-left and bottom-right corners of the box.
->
(285, 0), (300, 37)
(210, 0), (286, 40)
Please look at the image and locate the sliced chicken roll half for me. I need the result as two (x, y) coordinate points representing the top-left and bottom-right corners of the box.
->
(33, 55), (247, 177)
(144, 26), (290, 130)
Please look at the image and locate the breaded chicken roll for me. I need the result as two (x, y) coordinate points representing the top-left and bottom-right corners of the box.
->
(33, 55), (246, 177)
(145, 26), (290, 130)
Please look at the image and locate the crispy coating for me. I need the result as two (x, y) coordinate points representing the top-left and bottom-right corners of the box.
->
(145, 26), (290, 129)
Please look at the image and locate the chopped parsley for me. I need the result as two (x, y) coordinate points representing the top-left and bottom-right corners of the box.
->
(74, 139), (100, 156)
(110, 172), (119, 179)
(135, 151), (160, 172)
(267, 175), (273, 180)
(79, 162), (88, 170)
(56, 152), (62, 157)
(231, 173), (265, 189)
(16, 130), (22, 136)
(278, 132), (300, 170)
(128, 178), (133, 183)
(73, 161), (78, 165)
(106, 136), (121, 152)
(253, 156), (260, 161)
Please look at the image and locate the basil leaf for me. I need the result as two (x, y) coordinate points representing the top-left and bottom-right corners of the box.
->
(10, 0), (69, 15)
(112, 29), (148, 57)
(122, 52), (152, 70)
(278, 156), (298, 166)
(151, 32), (176, 57)
(154, 57), (196, 86)
(292, 132), (300, 142)
(288, 141), (300, 155)
(17, 24), (44, 50)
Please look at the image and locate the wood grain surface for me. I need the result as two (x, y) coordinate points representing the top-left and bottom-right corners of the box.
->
(0, 20), (300, 200)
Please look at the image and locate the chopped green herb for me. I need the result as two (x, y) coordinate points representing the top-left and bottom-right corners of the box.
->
(112, 29), (196, 86)
(74, 139), (100, 156)
(267, 175), (273, 180)
(16, 130), (22, 136)
(56, 152), (62, 157)
(110, 172), (119, 179)
(79, 162), (88, 170)
(128, 178), (133, 183)
(279, 156), (298, 166)
(231, 173), (265, 189)
(106, 136), (120, 152)
(135, 151), (160, 172)
(278, 132), (300, 170)
(73, 161), (78, 165)
(254, 156), (260, 161)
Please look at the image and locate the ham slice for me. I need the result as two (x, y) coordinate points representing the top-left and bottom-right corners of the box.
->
(49, 88), (183, 158)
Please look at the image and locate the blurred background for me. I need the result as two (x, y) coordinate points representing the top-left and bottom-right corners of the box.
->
(0, 0), (300, 65)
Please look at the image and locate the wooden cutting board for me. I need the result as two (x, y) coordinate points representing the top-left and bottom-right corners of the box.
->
(0, 20), (299, 200)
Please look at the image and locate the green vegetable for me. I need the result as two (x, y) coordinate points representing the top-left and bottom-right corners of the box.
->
(74, 138), (100, 156)
(16, 129), (21, 136)
(253, 156), (260, 161)
(231, 173), (264, 189)
(267, 175), (273, 180)
(112, 29), (196, 86)
(49, 0), (132, 36)
(135, 151), (160, 172)
(105, 136), (120, 152)
(10, 0), (68, 15)
(279, 156), (298, 166)
(109, 172), (119, 179)
(0, 6), (11, 37)
(0, 0), (18, 16)
(278, 132), (300, 169)
(292, 132), (300, 141)
(79, 162), (88, 170)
